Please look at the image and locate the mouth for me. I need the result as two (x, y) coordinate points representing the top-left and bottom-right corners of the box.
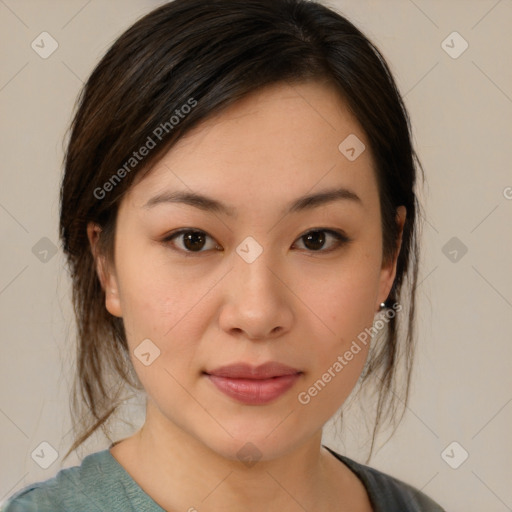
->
(203, 361), (303, 405)
(204, 361), (302, 379)
(204, 372), (303, 405)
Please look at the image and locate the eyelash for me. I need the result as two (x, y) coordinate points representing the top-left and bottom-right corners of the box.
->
(161, 228), (351, 257)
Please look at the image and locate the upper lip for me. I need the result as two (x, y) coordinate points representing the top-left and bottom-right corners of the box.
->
(205, 362), (302, 379)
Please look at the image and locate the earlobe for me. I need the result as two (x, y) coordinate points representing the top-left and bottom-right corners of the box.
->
(376, 206), (407, 312)
(104, 280), (123, 318)
(86, 222), (123, 318)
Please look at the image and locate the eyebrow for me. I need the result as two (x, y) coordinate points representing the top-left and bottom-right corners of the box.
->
(143, 187), (362, 217)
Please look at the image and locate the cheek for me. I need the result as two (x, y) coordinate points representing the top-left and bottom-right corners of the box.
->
(296, 281), (373, 417)
(115, 255), (206, 413)
(303, 252), (382, 341)
(115, 245), (203, 337)
(296, 249), (380, 398)
(110, 274), (183, 404)
(296, 330), (370, 425)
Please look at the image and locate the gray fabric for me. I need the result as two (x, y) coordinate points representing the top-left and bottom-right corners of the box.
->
(323, 445), (447, 512)
(2, 445), (447, 511)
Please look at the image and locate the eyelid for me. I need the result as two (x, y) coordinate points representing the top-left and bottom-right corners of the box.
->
(292, 228), (351, 253)
(162, 228), (221, 256)
(161, 227), (352, 255)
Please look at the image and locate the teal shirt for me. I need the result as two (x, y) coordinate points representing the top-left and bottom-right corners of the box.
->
(1, 444), (446, 511)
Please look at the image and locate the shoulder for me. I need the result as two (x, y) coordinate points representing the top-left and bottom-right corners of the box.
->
(323, 446), (447, 512)
(1, 449), (132, 512)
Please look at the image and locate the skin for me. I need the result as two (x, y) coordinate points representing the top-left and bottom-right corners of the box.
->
(88, 79), (405, 512)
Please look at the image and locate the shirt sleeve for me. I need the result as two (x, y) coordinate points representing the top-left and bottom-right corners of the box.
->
(1, 485), (60, 512)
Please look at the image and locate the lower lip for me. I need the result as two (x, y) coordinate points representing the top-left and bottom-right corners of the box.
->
(205, 373), (302, 405)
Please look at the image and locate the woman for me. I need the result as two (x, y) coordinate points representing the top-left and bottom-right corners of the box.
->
(2, 0), (446, 510)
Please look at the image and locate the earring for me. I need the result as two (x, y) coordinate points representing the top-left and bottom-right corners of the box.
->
(379, 302), (387, 311)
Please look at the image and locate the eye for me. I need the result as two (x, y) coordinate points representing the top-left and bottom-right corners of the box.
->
(163, 229), (220, 255)
(162, 228), (351, 256)
(292, 229), (351, 253)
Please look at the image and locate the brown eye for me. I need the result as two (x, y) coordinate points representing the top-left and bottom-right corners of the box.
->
(162, 228), (350, 256)
(293, 229), (350, 253)
(183, 231), (206, 251)
(302, 231), (326, 251)
(164, 229), (219, 254)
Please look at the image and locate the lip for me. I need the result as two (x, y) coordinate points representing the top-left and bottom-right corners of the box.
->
(206, 362), (301, 379)
(204, 362), (303, 405)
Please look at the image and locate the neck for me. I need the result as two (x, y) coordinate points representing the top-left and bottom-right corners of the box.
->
(114, 399), (341, 512)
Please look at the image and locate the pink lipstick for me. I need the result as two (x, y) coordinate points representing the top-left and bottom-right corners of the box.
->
(204, 362), (302, 405)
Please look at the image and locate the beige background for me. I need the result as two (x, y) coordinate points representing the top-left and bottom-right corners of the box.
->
(1, 0), (511, 510)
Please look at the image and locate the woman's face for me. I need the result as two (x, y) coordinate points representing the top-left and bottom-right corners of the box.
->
(90, 80), (405, 461)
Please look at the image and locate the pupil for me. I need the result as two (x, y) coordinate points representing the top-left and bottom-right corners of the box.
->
(184, 231), (205, 251)
(304, 231), (325, 251)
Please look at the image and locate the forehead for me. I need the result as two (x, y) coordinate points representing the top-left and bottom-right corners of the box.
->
(126, 80), (378, 215)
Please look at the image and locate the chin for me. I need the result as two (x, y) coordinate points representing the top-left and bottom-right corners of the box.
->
(196, 423), (311, 466)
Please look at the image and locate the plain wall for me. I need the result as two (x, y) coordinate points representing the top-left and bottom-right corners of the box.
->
(1, 1), (511, 510)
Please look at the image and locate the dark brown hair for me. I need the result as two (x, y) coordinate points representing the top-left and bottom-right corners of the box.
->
(60, 0), (424, 463)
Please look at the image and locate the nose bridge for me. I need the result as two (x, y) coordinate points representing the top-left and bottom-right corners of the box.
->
(218, 235), (293, 339)
(233, 235), (281, 300)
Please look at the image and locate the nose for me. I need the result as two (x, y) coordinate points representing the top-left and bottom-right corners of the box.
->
(217, 247), (294, 341)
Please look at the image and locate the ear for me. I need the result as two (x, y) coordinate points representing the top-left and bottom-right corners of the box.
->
(375, 206), (406, 312)
(87, 222), (123, 318)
